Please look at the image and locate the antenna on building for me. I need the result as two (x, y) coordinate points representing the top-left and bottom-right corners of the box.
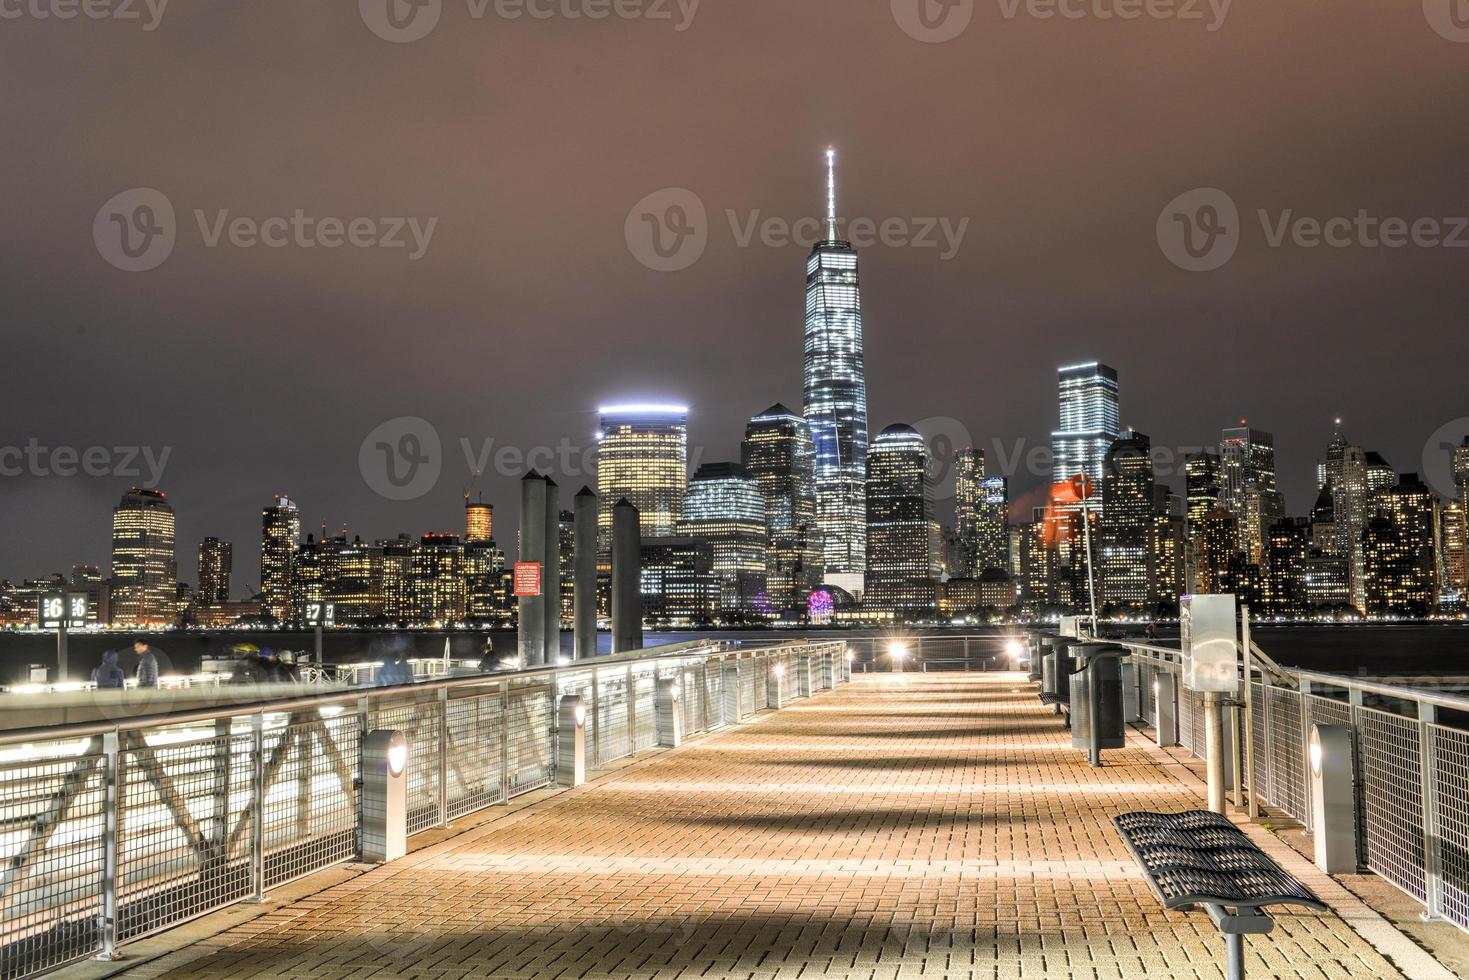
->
(826, 146), (838, 242)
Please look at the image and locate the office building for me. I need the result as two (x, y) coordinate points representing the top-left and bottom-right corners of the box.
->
(110, 487), (177, 627)
(596, 404), (689, 556)
(679, 462), (766, 613)
(864, 424), (939, 616)
(197, 537), (232, 606)
(1051, 362), (1121, 499)
(261, 495), (301, 624)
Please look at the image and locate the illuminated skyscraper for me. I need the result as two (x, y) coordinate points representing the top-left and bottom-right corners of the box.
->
(742, 404), (822, 612)
(1363, 473), (1436, 615)
(1220, 425), (1285, 564)
(260, 495), (300, 624)
(197, 537), (232, 605)
(465, 496), (493, 543)
(1051, 363), (1121, 498)
(679, 462), (766, 613)
(413, 533), (468, 624)
(1099, 432), (1154, 611)
(954, 448), (985, 576)
(110, 487), (177, 626)
(864, 424), (939, 615)
(1185, 451), (1221, 533)
(803, 147), (869, 590)
(596, 404), (689, 557)
(975, 477), (1010, 574)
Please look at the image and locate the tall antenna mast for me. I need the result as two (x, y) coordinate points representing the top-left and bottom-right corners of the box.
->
(826, 146), (838, 241)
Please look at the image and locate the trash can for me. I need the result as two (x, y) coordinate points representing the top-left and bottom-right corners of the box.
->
(1071, 643), (1126, 766)
(1051, 638), (1078, 704)
(1027, 632), (1047, 682)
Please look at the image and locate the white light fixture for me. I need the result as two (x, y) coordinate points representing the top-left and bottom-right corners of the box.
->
(387, 739), (408, 776)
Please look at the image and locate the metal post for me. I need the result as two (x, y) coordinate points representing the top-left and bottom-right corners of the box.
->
(437, 687), (449, 828)
(573, 487), (598, 660)
(1242, 609), (1257, 819)
(1299, 678), (1315, 826)
(543, 477), (562, 665)
(518, 471), (548, 667)
(1226, 933), (1244, 980)
(1205, 691), (1227, 814)
(248, 713), (266, 901)
(498, 680), (511, 804)
(1419, 700), (1445, 921)
(589, 666), (600, 767)
(97, 731), (120, 961)
(57, 619), (68, 683)
(314, 625), (323, 666)
(1081, 494), (1098, 632)
(1349, 687), (1367, 867)
(625, 664), (636, 757)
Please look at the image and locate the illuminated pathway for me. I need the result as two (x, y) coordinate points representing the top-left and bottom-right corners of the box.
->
(104, 674), (1428, 979)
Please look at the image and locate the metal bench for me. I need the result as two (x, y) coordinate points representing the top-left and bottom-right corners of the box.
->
(1038, 690), (1071, 727)
(1113, 810), (1325, 980)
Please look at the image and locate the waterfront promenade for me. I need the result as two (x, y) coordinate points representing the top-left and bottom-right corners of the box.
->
(69, 673), (1449, 980)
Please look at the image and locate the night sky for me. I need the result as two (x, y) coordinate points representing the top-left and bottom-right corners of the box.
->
(3, 1), (1468, 593)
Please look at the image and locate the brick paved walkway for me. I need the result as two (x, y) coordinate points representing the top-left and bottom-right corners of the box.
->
(115, 674), (1411, 979)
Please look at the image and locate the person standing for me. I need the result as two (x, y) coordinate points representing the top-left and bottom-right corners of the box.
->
(92, 650), (126, 690)
(132, 639), (162, 689)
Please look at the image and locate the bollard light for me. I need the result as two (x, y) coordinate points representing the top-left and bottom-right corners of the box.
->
(1309, 723), (1357, 873)
(362, 730), (408, 864)
(656, 677), (683, 747)
(558, 695), (587, 787)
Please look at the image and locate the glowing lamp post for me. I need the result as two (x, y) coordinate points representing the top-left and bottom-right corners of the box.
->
(362, 730), (408, 864)
(558, 695), (587, 787)
(656, 677), (682, 747)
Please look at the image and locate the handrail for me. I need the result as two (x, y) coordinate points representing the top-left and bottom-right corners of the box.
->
(0, 638), (831, 749)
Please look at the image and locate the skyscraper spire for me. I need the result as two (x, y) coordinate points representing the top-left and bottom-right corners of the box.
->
(826, 146), (837, 242)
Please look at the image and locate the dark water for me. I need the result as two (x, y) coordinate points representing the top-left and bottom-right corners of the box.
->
(4, 623), (1469, 685)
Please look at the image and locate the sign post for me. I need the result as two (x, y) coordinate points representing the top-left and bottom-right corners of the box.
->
(303, 600), (336, 665)
(40, 593), (87, 683)
(1181, 593), (1240, 814)
(1071, 474), (1099, 635)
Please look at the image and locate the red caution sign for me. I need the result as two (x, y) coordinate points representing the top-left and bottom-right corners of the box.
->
(513, 562), (542, 598)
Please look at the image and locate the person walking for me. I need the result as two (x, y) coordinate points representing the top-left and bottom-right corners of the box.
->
(132, 639), (162, 689)
(92, 650), (126, 690)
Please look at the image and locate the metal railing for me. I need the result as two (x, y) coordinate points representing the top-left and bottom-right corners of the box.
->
(1119, 638), (1469, 935)
(0, 638), (849, 979)
(845, 634), (1020, 673)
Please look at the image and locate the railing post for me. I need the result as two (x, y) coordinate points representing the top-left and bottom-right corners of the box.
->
(1299, 678), (1315, 828)
(437, 687), (449, 829)
(590, 666), (601, 768)
(1419, 700), (1445, 921)
(248, 713), (266, 901)
(1261, 679), (1276, 809)
(1348, 687), (1367, 868)
(498, 680), (511, 803)
(626, 664), (636, 758)
(97, 731), (120, 961)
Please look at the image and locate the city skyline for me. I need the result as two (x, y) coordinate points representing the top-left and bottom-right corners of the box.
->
(5, 5), (1469, 592)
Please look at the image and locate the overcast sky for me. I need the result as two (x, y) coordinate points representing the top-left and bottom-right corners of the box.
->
(3, 0), (1468, 592)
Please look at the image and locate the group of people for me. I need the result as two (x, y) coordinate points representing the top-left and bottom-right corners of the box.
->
(90, 640), (162, 690)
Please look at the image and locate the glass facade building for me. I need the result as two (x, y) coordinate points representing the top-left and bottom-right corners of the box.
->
(742, 404), (822, 612)
(803, 149), (869, 585)
(1051, 362), (1120, 498)
(596, 404), (689, 558)
(679, 462), (766, 613)
(864, 424), (939, 615)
